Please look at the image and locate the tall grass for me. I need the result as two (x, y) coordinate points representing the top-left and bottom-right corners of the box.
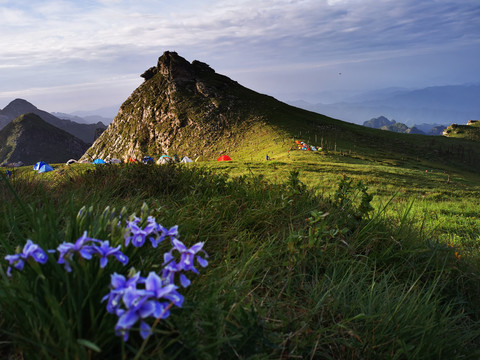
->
(1, 164), (480, 359)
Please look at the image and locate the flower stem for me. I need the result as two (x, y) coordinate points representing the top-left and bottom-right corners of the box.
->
(133, 302), (174, 360)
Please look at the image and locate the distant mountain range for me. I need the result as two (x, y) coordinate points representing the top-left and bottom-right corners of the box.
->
(288, 84), (480, 128)
(363, 116), (446, 135)
(0, 99), (108, 144)
(51, 112), (113, 126)
(0, 113), (88, 165)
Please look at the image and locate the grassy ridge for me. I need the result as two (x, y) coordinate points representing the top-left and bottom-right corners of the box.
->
(1, 163), (480, 359)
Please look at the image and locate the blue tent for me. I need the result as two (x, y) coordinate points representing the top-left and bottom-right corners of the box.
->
(38, 164), (54, 173)
(33, 161), (48, 171)
(142, 156), (154, 164)
(92, 159), (106, 164)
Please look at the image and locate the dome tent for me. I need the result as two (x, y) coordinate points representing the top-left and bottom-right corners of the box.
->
(38, 164), (54, 173)
(92, 159), (106, 164)
(156, 155), (173, 164)
(33, 161), (48, 171)
(217, 155), (232, 162)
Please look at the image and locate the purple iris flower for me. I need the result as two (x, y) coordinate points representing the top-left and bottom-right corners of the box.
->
(92, 240), (129, 268)
(4, 240), (48, 276)
(144, 271), (184, 309)
(155, 225), (179, 246)
(114, 287), (156, 341)
(57, 231), (97, 272)
(102, 272), (144, 314)
(170, 239), (209, 274)
(124, 217), (158, 247)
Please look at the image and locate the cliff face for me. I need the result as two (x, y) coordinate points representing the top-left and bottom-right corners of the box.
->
(0, 113), (88, 165)
(81, 51), (270, 161)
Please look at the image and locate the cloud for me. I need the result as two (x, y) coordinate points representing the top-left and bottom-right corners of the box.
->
(1, 0), (479, 109)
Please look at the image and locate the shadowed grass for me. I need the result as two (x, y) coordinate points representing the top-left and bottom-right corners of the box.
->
(1, 164), (480, 359)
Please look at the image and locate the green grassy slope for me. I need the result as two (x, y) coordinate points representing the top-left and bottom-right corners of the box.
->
(443, 122), (480, 142)
(82, 52), (480, 174)
(1, 163), (480, 359)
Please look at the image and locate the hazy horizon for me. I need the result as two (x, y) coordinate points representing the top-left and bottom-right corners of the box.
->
(1, 0), (479, 113)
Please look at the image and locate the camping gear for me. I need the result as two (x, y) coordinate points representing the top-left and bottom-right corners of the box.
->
(38, 164), (54, 173)
(142, 156), (154, 164)
(33, 161), (48, 171)
(5, 170), (12, 177)
(217, 155), (232, 162)
(92, 159), (106, 164)
(180, 157), (193, 163)
(109, 158), (122, 164)
(66, 159), (77, 165)
(157, 156), (173, 164)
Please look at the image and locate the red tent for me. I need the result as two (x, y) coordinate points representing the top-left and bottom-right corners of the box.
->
(217, 155), (232, 162)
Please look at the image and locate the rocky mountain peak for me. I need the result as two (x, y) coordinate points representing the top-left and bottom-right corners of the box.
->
(81, 51), (270, 162)
(141, 51), (214, 85)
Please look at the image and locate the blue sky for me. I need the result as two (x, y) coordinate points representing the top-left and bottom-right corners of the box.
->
(1, 0), (479, 113)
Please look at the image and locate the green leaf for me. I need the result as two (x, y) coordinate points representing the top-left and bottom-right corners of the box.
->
(77, 338), (101, 353)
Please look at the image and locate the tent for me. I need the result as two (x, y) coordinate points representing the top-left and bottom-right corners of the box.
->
(38, 164), (54, 173)
(92, 159), (106, 164)
(109, 158), (122, 164)
(217, 155), (232, 162)
(157, 155), (173, 164)
(33, 161), (48, 171)
(66, 159), (77, 165)
(125, 158), (136, 163)
(142, 156), (154, 164)
(180, 157), (193, 163)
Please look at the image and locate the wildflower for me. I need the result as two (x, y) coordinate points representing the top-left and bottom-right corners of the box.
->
(57, 231), (97, 272)
(4, 240), (48, 276)
(155, 225), (179, 246)
(170, 239), (209, 273)
(161, 240), (208, 288)
(106, 271), (184, 341)
(114, 287), (156, 341)
(124, 217), (158, 247)
(92, 240), (129, 268)
(102, 272), (143, 314)
(144, 271), (184, 309)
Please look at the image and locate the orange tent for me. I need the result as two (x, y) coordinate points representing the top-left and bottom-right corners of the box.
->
(217, 155), (232, 162)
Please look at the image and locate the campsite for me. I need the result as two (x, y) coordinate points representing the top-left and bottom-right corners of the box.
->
(1, 45), (480, 360)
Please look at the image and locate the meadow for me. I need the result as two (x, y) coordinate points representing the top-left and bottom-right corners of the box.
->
(1, 153), (480, 359)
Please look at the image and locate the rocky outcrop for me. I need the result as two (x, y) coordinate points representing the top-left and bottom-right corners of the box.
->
(0, 113), (89, 165)
(443, 121), (480, 141)
(81, 51), (269, 161)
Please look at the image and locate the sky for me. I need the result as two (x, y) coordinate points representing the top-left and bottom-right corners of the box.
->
(1, 0), (479, 115)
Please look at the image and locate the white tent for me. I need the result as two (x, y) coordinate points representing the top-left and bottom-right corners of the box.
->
(109, 158), (122, 164)
(180, 157), (193, 163)
(156, 156), (174, 164)
(66, 159), (77, 165)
